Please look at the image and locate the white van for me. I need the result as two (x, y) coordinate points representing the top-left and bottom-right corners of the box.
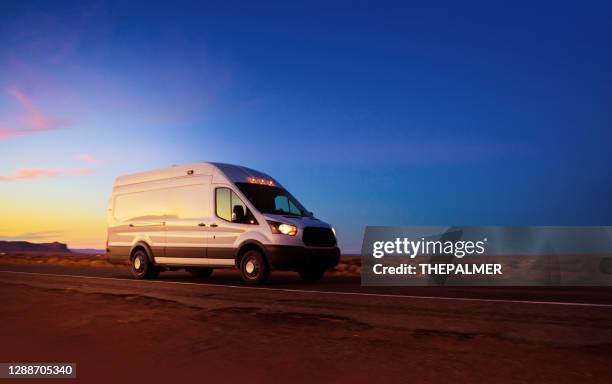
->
(106, 162), (340, 284)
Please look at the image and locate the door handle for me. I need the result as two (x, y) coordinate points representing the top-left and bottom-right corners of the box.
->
(198, 223), (206, 227)
(129, 222), (165, 227)
(210, 223), (218, 228)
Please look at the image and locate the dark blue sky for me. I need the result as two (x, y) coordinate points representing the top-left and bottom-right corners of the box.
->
(1, 1), (611, 250)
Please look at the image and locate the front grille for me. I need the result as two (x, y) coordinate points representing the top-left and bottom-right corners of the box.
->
(302, 227), (336, 247)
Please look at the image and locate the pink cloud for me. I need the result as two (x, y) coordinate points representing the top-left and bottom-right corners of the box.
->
(0, 167), (95, 181)
(0, 122), (19, 139)
(77, 153), (95, 162)
(7, 87), (35, 109)
(0, 87), (64, 140)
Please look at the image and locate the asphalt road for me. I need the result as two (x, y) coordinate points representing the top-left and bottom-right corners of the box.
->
(1, 263), (612, 383)
(2, 262), (612, 305)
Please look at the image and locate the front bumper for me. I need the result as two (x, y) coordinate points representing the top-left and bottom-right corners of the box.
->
(264, 245), (340, 271)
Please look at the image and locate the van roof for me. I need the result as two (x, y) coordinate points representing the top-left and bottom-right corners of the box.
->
(113, 162), (280, 188)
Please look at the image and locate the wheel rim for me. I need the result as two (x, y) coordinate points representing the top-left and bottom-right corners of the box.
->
(244, 255), (259, 279)
(245, 260), (255, 274)
(133, 254), (145, 273)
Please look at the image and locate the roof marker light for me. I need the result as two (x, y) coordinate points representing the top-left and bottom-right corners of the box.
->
(248, 177), (274, 186)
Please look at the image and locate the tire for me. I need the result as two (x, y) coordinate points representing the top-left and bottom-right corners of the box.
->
(239, 250), (269, 285)
(298, 267), (325, 282)
(130, 249), (160, 279)
(186, 267), (213, 278)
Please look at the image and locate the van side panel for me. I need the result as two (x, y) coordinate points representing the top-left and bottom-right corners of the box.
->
(107, 175), (212, 264)
(163, 177), (211, 261)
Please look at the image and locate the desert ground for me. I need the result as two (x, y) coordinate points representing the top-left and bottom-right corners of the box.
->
(1, 253), (611, 383)
(0, 251), (361, 275)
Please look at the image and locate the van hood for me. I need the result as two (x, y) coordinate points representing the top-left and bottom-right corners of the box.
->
(262, 214), (331, 229)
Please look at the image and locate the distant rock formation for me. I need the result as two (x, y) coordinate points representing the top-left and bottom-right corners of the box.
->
(69, 248), (104, 255)
(0, 241), (72, 253)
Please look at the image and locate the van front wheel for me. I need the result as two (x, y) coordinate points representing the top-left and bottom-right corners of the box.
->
(239, 250), (269, 285)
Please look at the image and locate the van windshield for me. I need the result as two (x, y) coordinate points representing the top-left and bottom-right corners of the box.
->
(235, 182), (310, 217)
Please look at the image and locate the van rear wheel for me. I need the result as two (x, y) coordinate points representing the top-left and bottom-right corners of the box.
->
(298, 267), (325, 282)
(130, 249), (160, 279)
(239, 250), (269, 285)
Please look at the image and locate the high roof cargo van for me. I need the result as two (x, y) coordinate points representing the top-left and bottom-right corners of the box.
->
(106, 162), (340, 284)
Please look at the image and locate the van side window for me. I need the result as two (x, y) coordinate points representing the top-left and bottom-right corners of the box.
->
(215, 187), (257, 224)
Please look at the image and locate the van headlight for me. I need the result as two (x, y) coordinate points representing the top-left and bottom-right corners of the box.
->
(267, 221), (298, 236)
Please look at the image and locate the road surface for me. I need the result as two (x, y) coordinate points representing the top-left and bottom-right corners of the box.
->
(1, 263), (611, 383)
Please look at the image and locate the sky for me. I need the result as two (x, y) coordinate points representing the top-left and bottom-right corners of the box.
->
(1, 0), (611, 252)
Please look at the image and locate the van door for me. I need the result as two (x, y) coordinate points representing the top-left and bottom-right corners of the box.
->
(163, 178), (211, 263)
(207, 185), (251, 265)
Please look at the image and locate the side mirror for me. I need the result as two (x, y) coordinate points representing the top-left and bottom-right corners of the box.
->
(232, 205), (246, 223)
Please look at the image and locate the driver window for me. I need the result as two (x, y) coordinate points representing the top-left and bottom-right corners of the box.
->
(216, 187), (257, 224)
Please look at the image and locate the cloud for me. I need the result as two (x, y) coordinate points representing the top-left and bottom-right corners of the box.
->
(0, 167), (95, 181)
(77, 153), (95, 162)
(0, 87), (65, 140)
(7, 87), (35, 110)
(0, 122), (19, 139)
